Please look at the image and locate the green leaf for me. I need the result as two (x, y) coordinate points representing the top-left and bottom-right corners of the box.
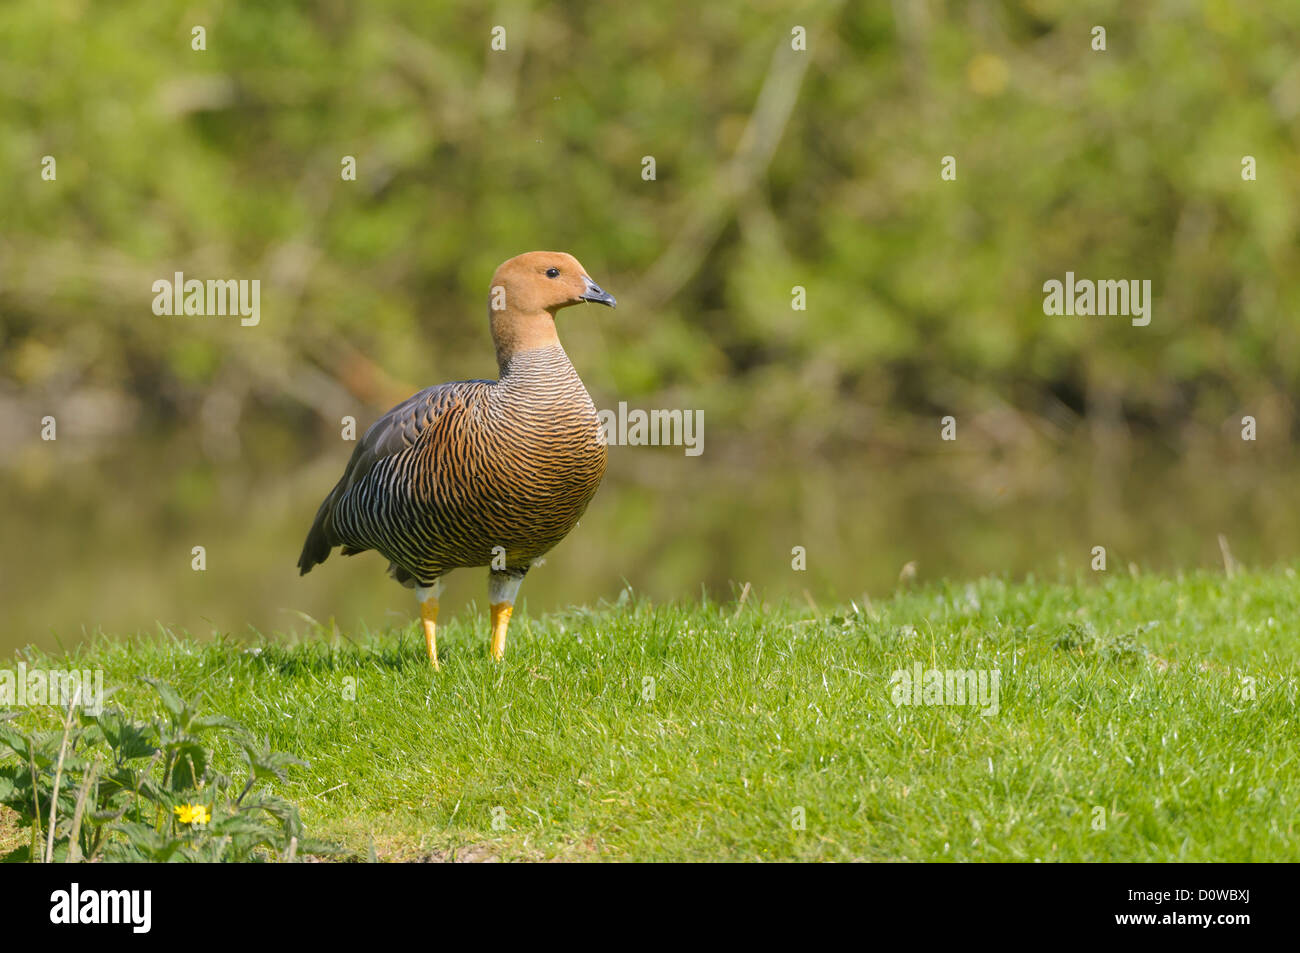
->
(242, 743), (308, 784)
(169, 741), (208, 791)
(0, 725), (31, 757)
(113, 821), (166, 851)
(110, 822), (188, 862)
(300, 838), (351, 859)
(190, 714), (242, 733)
(104, 767), (167, 805)
(141, 677), (186, 722)
(0, 766), (38, 822)
(89, 804), (131, 823)
(208, 816), (277, 839)
(93, 711), (159, 761)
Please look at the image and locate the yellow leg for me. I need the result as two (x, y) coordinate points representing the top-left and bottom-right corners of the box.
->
(489, 603), (513, 661)
(420, 596), (440, 670)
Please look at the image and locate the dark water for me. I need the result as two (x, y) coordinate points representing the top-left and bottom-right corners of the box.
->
(3, 429), (1295, 655)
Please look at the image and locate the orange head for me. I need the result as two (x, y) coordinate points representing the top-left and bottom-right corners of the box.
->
(489, 251), (616, 315)
(487, 251), (615, 369)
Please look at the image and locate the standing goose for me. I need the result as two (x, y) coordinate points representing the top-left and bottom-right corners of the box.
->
(298, 251), (615, 667)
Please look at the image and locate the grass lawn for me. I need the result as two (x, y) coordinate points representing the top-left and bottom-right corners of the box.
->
(3, 569), (1298, 861)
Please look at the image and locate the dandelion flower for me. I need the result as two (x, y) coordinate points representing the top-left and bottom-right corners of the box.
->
(174, 804), (211, 826)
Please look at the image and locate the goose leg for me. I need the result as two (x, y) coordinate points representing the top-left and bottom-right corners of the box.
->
(416, 579), (445, 669)
(488, 570), (525, 661)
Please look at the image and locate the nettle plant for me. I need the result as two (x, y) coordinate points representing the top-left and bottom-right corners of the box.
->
(0, 678), (338, 862)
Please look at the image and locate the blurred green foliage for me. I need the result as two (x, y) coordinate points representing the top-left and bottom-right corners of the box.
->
(3, 1), (1300, 646)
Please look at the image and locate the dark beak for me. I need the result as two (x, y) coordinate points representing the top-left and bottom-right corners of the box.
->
(579, 275), (617, 308)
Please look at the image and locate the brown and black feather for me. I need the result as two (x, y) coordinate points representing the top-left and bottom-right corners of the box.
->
(297, 345), (606, 588)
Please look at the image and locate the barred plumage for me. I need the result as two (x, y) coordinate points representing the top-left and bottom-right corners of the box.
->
(312, 345), (605, 585)
(297, 251), (616, 666)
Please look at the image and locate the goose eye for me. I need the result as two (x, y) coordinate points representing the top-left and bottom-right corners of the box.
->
(545, 267), (560, 278)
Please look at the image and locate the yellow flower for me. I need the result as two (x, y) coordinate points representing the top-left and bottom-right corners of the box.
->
(174, 803), (211, 826)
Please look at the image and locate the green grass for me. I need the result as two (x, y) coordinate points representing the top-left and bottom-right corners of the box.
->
(4, 568), (1300, 861)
